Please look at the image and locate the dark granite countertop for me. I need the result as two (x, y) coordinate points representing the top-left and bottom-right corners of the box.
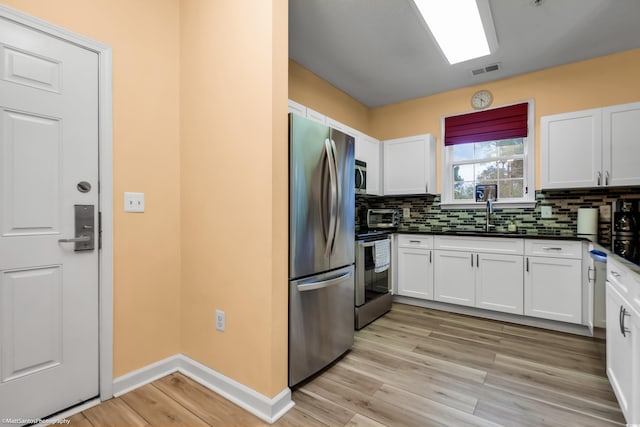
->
(394, 228), (590, 241)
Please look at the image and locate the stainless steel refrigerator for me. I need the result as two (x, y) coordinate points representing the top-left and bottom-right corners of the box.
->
(289, 113), (355, 387)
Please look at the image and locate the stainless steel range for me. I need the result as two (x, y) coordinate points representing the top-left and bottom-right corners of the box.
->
(354, 209), (399, 329)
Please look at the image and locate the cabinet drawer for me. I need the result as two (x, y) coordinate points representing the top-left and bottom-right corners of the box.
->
(398, 234), (434, 249)
(608, 257), (640, 311)
(524, 240), (582, 259)
(434, 235), (523, 255)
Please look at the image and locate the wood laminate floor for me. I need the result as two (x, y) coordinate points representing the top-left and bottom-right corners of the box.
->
(67, 304), (625, 426)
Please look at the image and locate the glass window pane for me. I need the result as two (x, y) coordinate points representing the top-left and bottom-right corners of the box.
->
(475, 162), (498, 182)
(498, 179), (524, 199)
(452, 144), (473, 161)
(453, 164), (474, 182)
(498, 159), (524, 179)
(475, 141), (497, 159)
(454, 182), (474, 199)
(497, 138), (524, 156)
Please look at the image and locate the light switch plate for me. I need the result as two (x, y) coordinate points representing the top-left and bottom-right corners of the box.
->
(541, 206), (553, 218)
(124, 192), (144, 212)
(403, 207), (411, 218)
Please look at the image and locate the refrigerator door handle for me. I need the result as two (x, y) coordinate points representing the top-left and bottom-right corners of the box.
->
(324, 138), (338, 258)
(296, 270), (353, 292)
(330, 138), (340, 253)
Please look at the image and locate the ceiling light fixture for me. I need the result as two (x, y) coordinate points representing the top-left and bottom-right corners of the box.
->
(413, 0), (497, 65)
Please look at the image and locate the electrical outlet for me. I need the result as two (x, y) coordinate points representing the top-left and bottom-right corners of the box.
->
(124, 192), (144, 212)
(215, 309), (225, 332)
(403, 207), (411, 218)
(541, 206), (553, 218)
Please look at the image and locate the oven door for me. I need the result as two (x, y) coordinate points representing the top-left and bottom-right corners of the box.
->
(355, 237), (390, 307)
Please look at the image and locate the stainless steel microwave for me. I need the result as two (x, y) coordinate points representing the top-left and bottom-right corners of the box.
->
(355, 159), (366, 195)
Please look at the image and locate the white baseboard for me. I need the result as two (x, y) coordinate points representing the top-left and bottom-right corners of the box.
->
(112, 354), (294, 424)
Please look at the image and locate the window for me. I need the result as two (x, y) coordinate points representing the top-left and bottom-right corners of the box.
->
(441, 101), (535, 207)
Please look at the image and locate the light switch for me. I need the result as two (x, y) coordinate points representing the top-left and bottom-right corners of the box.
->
(403, 207), (411, 218)
(124, 192), (144, 212)
(540, 206), (553, 218)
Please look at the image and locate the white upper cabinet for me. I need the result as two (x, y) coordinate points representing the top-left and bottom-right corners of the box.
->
(541, 101), (640, 189)
(603, 102), (640, 187)
(355, 134), (382, 196)
(383, 134), (436, 195)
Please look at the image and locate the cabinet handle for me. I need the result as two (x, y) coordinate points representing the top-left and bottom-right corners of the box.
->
(587, 266), (594, 282)
(476, 253), (479, 268)
(526, 257), (529, 272)
(409, 240), (421, 244)
(611, 270), (621, 278)
(542, 247), (563, 251)
(597, 171), (602, 186)
(619, 306), (631, 337)
(471, 253), (474, 267)
(605, 171), (610, 186)
(429, 250), (432, 264)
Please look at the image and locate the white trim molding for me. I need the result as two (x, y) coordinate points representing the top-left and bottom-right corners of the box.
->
(112, 354), (294, 424)
(0, 4), (114, 402)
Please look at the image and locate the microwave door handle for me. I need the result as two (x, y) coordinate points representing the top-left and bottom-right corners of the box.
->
(324, 139), (337, 258)
(356, 167), (364, 189)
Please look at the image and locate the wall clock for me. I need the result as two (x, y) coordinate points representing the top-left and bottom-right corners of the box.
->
(471, 89), (493, 110)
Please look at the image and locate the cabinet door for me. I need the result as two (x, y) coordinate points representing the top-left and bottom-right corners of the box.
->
(397, 247), (433, 300)
(603, 101), (640, 187)
(540, 109), (602, 189)
(606, 283), (634, 422)
(434, 250), (475, 307)
(355, 135), (382, 196)
(383, 134), (436, 195)
(524, 256), (582, 323)
(476, 253), (524, 315)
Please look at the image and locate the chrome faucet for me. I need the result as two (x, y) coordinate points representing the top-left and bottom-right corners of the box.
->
(486, 199), (495, 232)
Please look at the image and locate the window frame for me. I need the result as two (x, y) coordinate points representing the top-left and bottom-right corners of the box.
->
(440, 100), (536, 209)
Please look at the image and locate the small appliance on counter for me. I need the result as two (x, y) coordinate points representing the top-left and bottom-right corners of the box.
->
(611, 199), (640, 264)
(354, 209), (400, 329)
(366, 209), (400, 229)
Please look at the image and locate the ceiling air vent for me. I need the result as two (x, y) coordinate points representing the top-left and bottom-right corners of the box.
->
(471, 63), (501, 77)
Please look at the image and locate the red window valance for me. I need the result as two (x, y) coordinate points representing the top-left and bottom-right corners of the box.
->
(444, 102), (528, 146)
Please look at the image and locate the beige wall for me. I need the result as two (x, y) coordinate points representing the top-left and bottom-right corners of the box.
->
(0, 0), (183, 376)
(289, 59), (372, 135)
(291, 49), (640, 190)
(180, 0), (288, 396)
(371, 48), (640, 190)
(1, 0), (289, 397)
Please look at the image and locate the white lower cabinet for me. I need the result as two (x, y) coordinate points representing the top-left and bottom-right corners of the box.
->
(434, 250), (524, 313)
(606, 258), (640, 425)
(524, 256), (582, 323)
(397, 235), (434, 299)
(476, 253), (524, 315)
(434, 250), (475, 307)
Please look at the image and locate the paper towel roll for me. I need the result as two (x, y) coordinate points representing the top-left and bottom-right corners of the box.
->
(577, 208), (598, 237)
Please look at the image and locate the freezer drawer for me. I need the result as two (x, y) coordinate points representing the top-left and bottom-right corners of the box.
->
(289, 265), (354, 387)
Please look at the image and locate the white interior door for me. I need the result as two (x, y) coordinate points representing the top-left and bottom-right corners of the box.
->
(0, 16), (99, 423)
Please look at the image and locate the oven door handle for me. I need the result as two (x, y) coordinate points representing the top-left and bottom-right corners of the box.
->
(297, 271), (352, 292)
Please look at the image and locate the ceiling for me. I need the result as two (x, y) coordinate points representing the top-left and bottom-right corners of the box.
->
(289, 0), (640, 108)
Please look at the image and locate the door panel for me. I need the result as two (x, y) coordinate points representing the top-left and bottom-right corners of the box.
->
(329, 128), (354, 270)
(0, 16), (99, 422)
(1, 110), (61, 235)
(289, 265), (354, 386)
(434, 250), (475, 307)
(476, 253), (524, 314)
(289, 114), (332, 279)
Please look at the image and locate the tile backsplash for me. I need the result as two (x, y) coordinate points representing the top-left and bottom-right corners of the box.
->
(356, 188), (640, 246)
